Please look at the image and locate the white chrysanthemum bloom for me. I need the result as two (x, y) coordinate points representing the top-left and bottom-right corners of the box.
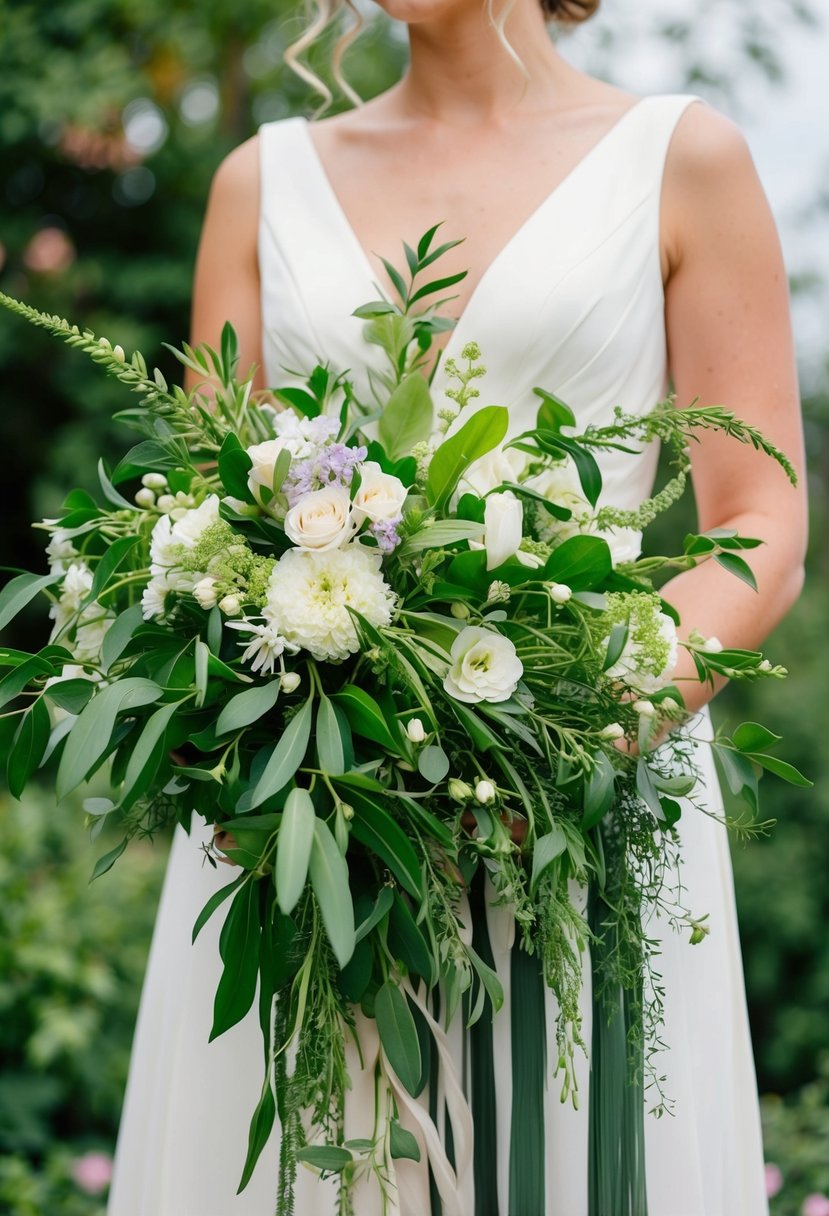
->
(45, 528), (78, 574)
(49, 561), (94, 634)
(72, 612), (113, 663)
(265, 545), (396, 662)
(226, 618), (296, 676)
(443, 626), (523, 704)
(602, 592), (679, 694)
(141, 574), (174, 621)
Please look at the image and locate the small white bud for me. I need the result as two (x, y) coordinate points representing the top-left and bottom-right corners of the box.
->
(340, 802), (354, 821)
(474, 779), (497, 804)
(113, 344), (126, 362)
(280, 671), (301, 693)
(141, 472), (168, 491)
(406, 717), (427, 744)
(632, 700), (656, 717)
(450, 601), (471, 620)
(550, 583), (572, 605)
(218, 594), (241, 616)
(134, 487), (156, 509)
(98, 336), (111, 349)
(702, 636), (724, 653)
(449, 778), (474, 802)
(660, 697), (681, 713)
(193, 577), (218, 610)
(156, 494), (177, 513)
(758, 659), (772, 673)
(599, 722), (625, 741)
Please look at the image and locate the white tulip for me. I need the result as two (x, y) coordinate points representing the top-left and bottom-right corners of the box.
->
(443, 626), (523, 704)
(193, 577), (219, 610)
(352, 461), (408, 523)
(406, 717), (427, 744)
(474, 779), (497, 804)
(459, 445), (526, 496)
(482, 492), (523, 571)
(284, 486), (356, 552)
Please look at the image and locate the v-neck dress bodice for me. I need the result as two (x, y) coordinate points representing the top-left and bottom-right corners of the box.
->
(259, 96), (688, 512)
(108, 95), (769, 1216)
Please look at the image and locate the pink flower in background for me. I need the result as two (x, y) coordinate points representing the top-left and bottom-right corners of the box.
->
(70, 1151), (113, 1195)
(765, 1163), (784, 1198)
(23, 227), (76, 275)
(803, 1195), (829, 1216)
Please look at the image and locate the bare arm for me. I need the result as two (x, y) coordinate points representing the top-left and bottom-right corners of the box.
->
(659, 105), (808, 713)
(187, 134), (264, 393)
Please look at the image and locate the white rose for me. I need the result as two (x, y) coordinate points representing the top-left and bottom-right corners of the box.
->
(482, 492), (524, 571)
(284, 486), (356, 552)
(246, 438), (293, 499)
(443, 626), (523, 704)
(352, 461), (408, 524)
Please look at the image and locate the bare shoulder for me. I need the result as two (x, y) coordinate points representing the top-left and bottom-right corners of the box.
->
(209, 133), (261, 204)
(666, 102), (757, 187)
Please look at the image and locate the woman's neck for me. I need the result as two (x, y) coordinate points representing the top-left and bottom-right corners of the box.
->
(390, 1), (572, 124)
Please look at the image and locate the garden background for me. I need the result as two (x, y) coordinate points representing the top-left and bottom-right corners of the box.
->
(0, 1), (827, 1213)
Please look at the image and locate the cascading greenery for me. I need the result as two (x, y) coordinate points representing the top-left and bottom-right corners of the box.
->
(0, 228), (809, 1214)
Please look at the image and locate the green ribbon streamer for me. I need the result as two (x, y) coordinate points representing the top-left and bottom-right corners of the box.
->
(508, 938), (547, 1215)
(587, 881), (648, 1216)
(469, 869), (500, 1216)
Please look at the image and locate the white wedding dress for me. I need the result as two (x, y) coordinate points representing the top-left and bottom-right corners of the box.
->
(108, 94), (769, 1216)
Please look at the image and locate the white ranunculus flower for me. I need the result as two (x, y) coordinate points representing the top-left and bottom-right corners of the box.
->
(284, 486), (356, 552)
(443, 626), (523, 704)
(265, 545), (396, 661)
(149, 495), (220, 572)
(352, 462), (408, 524)
(482, 492), (524, 571)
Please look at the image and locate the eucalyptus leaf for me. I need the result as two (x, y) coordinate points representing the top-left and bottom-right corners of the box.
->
(0, 572), (59, 632)
(309, 818), (356, 968)
(249, 695), (314, 808)
(56, 678), (161, 799)
(275, 787), (316, 915)
(210, 881), (261, 1040)
(317, 694), (346, 775)
(217, 680), (281, 735)
(375, 981), (422, 1096)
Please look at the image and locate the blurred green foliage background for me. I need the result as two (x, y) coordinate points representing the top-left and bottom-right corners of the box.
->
(0, 1), (826, 1213)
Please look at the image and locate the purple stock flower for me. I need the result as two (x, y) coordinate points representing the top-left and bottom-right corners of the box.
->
(284, 442), (367, 506)
(370, 513), (403, 554)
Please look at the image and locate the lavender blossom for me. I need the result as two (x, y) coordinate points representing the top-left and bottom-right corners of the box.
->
(284, 442), (368, 506)
(369, 513), (402, 554)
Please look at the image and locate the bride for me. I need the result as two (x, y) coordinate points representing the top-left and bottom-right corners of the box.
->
(108, 0), (807, 1212)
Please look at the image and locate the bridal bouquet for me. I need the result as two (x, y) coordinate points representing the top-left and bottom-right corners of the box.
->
(0, 228), (807, 1214)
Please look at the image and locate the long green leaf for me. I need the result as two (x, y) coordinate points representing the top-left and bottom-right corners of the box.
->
(192, 874), (246, 943)
(275, 787), (316, 914)
(0, 572), (60, 632)
(426, 406), (509, 509)
(309, 818), (355, 968)
(332, 686), (402, 755)
(101, 602), (145, 671)
(316, 694), (346, 775)
(375, 981), (422, 1096)
(530, 824), (567, 896)
(248, 695), (314, 808)
(56, 677), (161, 799)
(7, 698), (50, 798)
(348, 789), (423, 898)
(378, 373), (434, 462)
(237, 1084), (276, 1193)
(216, 680), (281, 735)
(210, 882), (261, 1040)
(121, 700), (182, 808)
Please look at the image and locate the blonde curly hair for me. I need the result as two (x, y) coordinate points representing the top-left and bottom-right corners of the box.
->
(283, 0), (600, 115)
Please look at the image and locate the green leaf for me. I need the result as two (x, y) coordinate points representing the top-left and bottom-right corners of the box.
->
(390, 1121), (421, 1162)
(533, 388), (576, 433)
(582, 751), (616, 831)
(417, 223), (441, 260)
(237, 1084), (276, 1194)
(97, 458), (135, 509)
(380, 255), (409, 305)
(347, 790), (423, 899)
(417, 744), (450, 784)
(332, 686), (402, 755)
(388, 892), (436, 985)
(426, 406), (510, 510)
(543, 535), (612, 590)
(530, 824), (567, 896)
(218, 432), (254, 501)
(273, 386), (321, 419)
(295, 1146), (353, 1173)
(375, 981), (422, 1096)
(602, 624), (629, 673)
(399, 519), (485, 553)
(57, 678), (161, 799)
(746, 752), (812, 787)
(636, 759), (665, 821)
(317, 694), (346, 776)
(192, 874), (246, 943)
(101, 603), (145, 671)
(248, 695), (314, 808)
(86, 535), (143, 605)
(309, 818), (355, 968)
(42, 678), (96, 715)
(121, 700), (182, 809)
(378, 372), (434, 462)
(0, 572), (59, 633)
(0, 655), (54, 711)
(408, 270), (467, 305)
(210, 881), (261, 1040)
(7, 698), (51, 798)
(533, 433), (602, 507)
(217, 681), (281, 735)
(111, 439), (173, 484)
(732, 722), (781, 753)
(275, 787), (316, 915)
(354, 885), (394, 943)
(714, 551), (758, 591)
(90, 837), (128, 882)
